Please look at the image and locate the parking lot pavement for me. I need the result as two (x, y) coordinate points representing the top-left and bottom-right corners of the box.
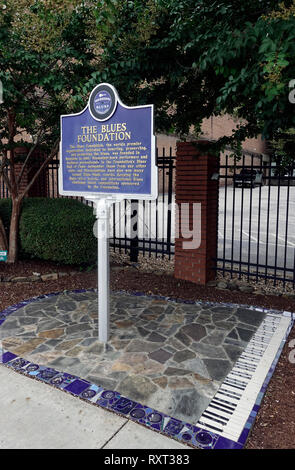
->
(110, 186), (295, 274)
(218, 185), (295, 272)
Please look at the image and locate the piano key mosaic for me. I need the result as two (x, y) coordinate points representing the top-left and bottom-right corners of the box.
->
(0, 289), (293, 449)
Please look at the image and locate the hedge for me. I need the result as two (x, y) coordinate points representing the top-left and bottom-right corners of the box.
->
(0, 198), (97, 265)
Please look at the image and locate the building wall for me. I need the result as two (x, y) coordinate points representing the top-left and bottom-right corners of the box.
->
(156, 115), (269, 192)
(201, 115), (267, 155)
(156, 114), (268, 156)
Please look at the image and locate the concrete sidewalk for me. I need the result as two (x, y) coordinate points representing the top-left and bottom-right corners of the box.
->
(0, 366), (189, 449)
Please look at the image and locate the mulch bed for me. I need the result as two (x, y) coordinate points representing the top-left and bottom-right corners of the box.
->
(1, 259), (295, 449)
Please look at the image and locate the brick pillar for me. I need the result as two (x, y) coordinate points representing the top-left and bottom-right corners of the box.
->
(14, 147), (48, 197)
(27, 148), (48, 197)
(14, 148), (29, 194)
(174, 141), (219, 285)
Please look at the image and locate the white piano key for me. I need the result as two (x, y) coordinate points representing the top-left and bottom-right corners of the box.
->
(196, 314), (292, 442)
(228, 370), (253, 380)
(216, 392), (255, 415)
(239, 353), (260, 362)
(234, 362), (256, 372)
(201, 410), (229, 425)
(204, 405), (247, 424)
(215, 391), (240, 404)
(199, 413), (243, 434)
(224, 376), (248, 386)
(211, 398), (235, 411)
(197, 417), (224, 434)
(224, 376), (248, 384)
(219, 384), (243, 398)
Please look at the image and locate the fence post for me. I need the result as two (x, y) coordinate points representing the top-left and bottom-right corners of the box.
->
(130, 199), (139, 262)
(174, 141), (219, 285)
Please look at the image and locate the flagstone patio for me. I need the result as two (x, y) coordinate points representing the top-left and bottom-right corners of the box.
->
(0, 290), (266, 425)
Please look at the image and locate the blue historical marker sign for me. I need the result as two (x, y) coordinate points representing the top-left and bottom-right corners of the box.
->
(59, 83), (157, 200)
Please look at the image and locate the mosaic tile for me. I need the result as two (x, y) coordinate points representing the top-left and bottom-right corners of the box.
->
(0, 288), (293, 449)
(8, 357), (30, 370)
(79, 384), (102, 400)
(110, 396), (138, 415)
(36, 367), (60, 382)
(1, 351), (18, 364)
(64, 378), (91, 395)
(96, 390), (121, 409)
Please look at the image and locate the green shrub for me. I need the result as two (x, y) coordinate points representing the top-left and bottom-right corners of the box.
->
(18, 198), (97, 265)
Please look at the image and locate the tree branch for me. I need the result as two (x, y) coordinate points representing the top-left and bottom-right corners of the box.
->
(1, 169), (12, 194)
(20, 138), (59, 199)
(0, 151), (12, 194)
(7, 109), (18, 197)
(0, 215), (8, 251)
(16, 132), (43, 186)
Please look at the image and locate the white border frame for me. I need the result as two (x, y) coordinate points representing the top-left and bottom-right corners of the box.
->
(58, 83), (158, 201)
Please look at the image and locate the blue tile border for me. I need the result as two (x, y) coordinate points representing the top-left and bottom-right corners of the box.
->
(0, 288), (293, 450)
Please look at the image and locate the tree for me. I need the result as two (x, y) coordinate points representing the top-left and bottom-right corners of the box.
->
(89, 0), (295, 155)
(0, 216), (7, 251)
(0, 0), (98, 262)
(269, 128), (295, 174)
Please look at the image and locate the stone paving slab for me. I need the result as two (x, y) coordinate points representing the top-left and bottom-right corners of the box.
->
(0, 290), (266, 426)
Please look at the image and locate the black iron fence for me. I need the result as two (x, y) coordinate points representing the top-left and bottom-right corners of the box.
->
(107, 148), (176, 260)
(0, 148), (176, 261)
(0, 172), (9, 199)
(2, 147), (295, 286)
(217, 152), (295, 286)
(44, 148), (176, 261)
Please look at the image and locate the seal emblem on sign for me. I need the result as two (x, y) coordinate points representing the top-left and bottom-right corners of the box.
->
(89, 83), (117, 121)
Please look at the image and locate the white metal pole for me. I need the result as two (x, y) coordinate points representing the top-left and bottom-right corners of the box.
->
(96, 199), (110, 343)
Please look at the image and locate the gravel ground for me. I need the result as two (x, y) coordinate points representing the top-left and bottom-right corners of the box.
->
(0, 256), (295, 449)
